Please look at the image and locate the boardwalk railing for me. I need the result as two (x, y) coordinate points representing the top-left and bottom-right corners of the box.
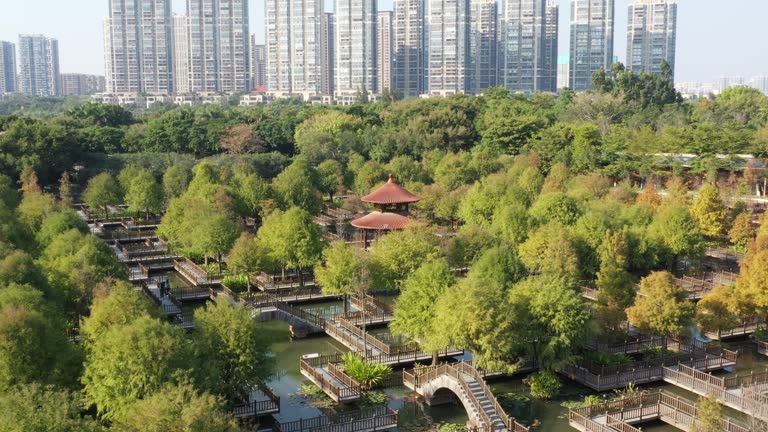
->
(661, 364), (768, 420)
(351, 294), (393, 315)
(275, 405), (397, 432)
(252, 270), (314, 291)
(242, 288), (340, 307)
(585, 336), (667, 355)
(705, 317), (766, 339)
(300, 357), (362, 402)
(568, 391), (750, 432)
(174, 258), (219, 287)
(758, 340), (768, 356)
(405, 361), (529, 432)
(232, 386), (280, 418)
(335, 317), (418, 355)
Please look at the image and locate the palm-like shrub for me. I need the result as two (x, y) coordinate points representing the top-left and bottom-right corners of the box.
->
(341, 353), (392, 389)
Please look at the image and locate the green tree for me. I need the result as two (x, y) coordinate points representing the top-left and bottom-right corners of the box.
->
(691, 394), (724, 432)
(82, 316), (193, 421)
(163, 164), (192, 201)
(36, 209), (90, 246)
(626, 272), (695, 336)
(317, 159), (347, 202)
(596, 231), (635, 308)
(0, 304), (81, 388)
(391, 258), (456, 364)
(444, 224), (495, 268)
(84, 173), (122, 219)
(125, 169), (164, 219)
(736, 250), (768, 321)
(690, 184), (729, 238)
(272, 158), (322, 214)
(235, 174), (271, 219)
(114, 383), (241, 432)
(58, 171), (74, 208)
(256, 207), (324, 287)
(40, 229), (126, 315)
(368, 225), (440, 289)
(81, 281), (160, 342)
(315, 241), (368, 314)
(729, 211), (754, 249)
(17, 192), (59, 233)
(18, 165), (41, 196)
(194, 301), (273, 404)
(648, 204), (704, 268)
(696, 284), (742, 339)
(529, 192), (581, 226)
(519, 223), (580, 286)
(226, 233), (274, 291)
(0, 384), (104, 432)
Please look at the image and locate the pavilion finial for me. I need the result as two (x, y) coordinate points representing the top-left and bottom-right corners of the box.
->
(388, 174), (395, 183)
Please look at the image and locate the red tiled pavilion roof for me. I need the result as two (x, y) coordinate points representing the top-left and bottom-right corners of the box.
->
(361, 174), (421, 205)
(351, 211), (413, 231)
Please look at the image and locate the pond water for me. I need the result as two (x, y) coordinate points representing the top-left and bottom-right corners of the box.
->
(259, 314), (768, 432)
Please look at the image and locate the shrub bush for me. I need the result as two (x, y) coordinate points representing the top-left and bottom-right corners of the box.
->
(528, 370), (561, 400)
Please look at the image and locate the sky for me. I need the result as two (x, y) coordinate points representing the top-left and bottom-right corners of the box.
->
(0, 0), (766, 82)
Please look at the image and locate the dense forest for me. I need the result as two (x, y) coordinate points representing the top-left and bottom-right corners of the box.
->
(1, 67), (768, 430)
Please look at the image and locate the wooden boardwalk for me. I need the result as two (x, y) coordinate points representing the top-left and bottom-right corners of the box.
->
(232, 387), (280, 418)
(404, 362), (529, 432)
(560, 341), (738, 391)
(300, 354), (363, 403)
(274, 406), (397, 432)
(568, 391), (749, 432)
(705, 318), (766, 340)
(661, 364), (768, 421)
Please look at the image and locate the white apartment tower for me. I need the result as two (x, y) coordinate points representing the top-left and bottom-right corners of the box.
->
(626, 0), (677, 77)
(321, 13), (335, 96)
(501, 0), (557, 93)
(187, 0), (250, 93)
(427, 0), (470, 96)
(250, 36), (266, 89)
(0, 41), (17, 94)
(173, 15), (190, 94)
(569, 0), (615, 91)
(335, 0), (377, 102)
(470, 0), (498, 94)
(18, 35), (60, 97)
(377, 11), (394, 93)
(543, 1), (559, 92)
(103, 0), (173, 94)
(393, 0), (427, 98)
(266, 0), (324, 99)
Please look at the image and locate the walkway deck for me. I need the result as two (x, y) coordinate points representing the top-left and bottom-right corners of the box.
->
(275, 406), (398, 432)
(300, 355), (362, 403)
(232, 387), (280, 418)
(174, 258), (221, 287)
(758, 340), (768, 357)
(404, 362), (528, 432)
(568, 391), (749, 432)
(661, 364), (768, 421)
(705, 318), (766, 340)
(560, 342), (738, 391)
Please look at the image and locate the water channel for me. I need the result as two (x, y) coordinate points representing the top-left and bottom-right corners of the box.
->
(255, 296), (768, 432)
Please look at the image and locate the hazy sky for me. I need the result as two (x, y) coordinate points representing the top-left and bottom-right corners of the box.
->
(1, 0), (765, 82)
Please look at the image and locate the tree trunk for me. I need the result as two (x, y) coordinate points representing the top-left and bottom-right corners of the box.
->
(298, 266), (305, 288)
(104, 206), (108, 220)
(432, 351), (438, 367)
(218, 254), (223, 275)
(343, 294), (349, 315)
(205, 255), (209, 266)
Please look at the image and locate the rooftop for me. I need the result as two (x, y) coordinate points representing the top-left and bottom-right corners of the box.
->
(361, 175), (421, 205)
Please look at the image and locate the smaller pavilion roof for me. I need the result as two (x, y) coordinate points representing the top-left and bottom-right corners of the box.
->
(351, 211), (413, 231)
(361, 174), (421, 205)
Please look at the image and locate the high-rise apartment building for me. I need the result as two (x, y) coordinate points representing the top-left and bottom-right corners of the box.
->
(61, 73), (106, 96)
(626, 0), (677, 77)
(393, 0), (427, 98)
(426, 0), (470, 96)
(335, 0), (377, 102)
(569, 0), (614, 91)
(470, 0), (497, 94)
(557, 54), (570, 89)
(250, 37), (266, 90)
(173, 15), (190, 94)
(266, 0), (323, 99)
(543, 1), (559, 92)
(377, 11), (394, 93)
(321, 13), (335, 96)
(0, 41), (17, 94)
(187, 0), (250, 93)
(501, 0), (557, 93)
(104, 0), (173, 94)
(18, 35), (60, 97)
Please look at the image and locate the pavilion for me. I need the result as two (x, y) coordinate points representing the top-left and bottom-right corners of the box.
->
(351, 174), (420, 247)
